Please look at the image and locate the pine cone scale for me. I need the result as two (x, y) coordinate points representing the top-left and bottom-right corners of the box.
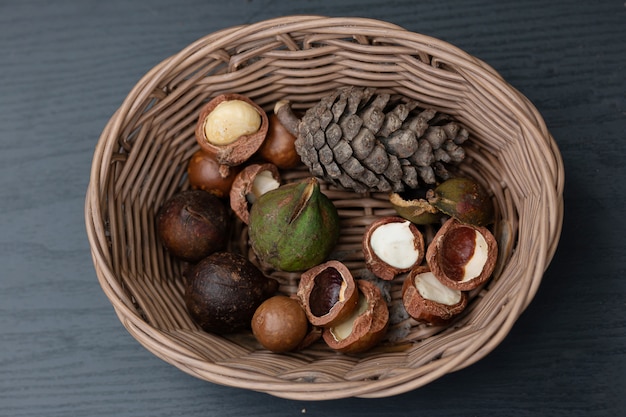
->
(383, 155), (403, 183)
(318, 145), (334, 165)
(325, 123), (342, 147)
(332, 140), (353, 165)
(350, 129), (375, 160)
(362, 145), (389, 175)
(339, 114), (363, 141)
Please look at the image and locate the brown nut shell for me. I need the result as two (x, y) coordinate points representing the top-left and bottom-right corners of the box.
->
(187, 149), (242, 198)
(363, 216), (425, 281)
(322, 279), (389, 354)
(251, 295), (309, 353)
(297, 260), (358, 328)
(156, 189), (229, 262)
(258, 114), (301, 169)
(195, 93), (269, 167)
(402, 265), (468, 325)
(426, 218), (498, 291)
(184, 252), (278, 334)
(229, 163), (281, 224)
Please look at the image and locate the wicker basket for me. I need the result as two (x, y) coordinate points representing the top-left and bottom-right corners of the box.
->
(85, 16), (564, 400)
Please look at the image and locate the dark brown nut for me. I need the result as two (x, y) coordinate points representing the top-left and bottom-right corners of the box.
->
(156, 189), (229, 262)
(194, 93), (269, 170)
(363, 216), (425, 280)
(322, 279), (389, 354)
(184, 252), (278, 334)
(187, 149), (242, 198)
(251, 295), (309, 353)
(297, 260), (358, 327)
(402, 265), (468, 325)
(426, 218), (498, 291)
(229, 163), (281, 224)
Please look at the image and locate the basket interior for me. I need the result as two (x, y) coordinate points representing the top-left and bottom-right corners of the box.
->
(86, 16), (563, 400)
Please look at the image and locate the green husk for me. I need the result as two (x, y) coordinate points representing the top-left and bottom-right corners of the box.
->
(248, 178), (340, 272)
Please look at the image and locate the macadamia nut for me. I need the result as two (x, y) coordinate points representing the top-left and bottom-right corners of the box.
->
(414, 271), (462, 306)
(204, 100), (261, 145)
(370, 220), (420, 269)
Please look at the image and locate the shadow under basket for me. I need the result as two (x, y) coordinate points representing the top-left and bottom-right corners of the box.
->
(85, 16), (564, 400)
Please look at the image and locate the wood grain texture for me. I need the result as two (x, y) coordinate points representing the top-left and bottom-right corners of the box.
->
(1, 0), (624, 416)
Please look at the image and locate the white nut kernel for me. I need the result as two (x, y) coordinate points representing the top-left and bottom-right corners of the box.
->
(330, 293), (367, 341)
(414, 271), (462, 305)
(461, 230), (489, 282)
(204, 100), (261, 145)
(370, 220), (419, 269)
(246, 170), (280, 204)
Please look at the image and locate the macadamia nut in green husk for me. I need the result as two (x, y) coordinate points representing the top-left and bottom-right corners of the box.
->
(248, 178), (340, 272)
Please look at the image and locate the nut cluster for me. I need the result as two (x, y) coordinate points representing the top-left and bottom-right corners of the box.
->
(155, 90), (500, 356)
(357, 212), (497, 328)
(295, 261), (388, 354)
(398, 217), (497, 325)
(187, 93), (302, 222)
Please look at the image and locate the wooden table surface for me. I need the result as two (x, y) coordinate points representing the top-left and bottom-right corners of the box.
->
(1, 1), (624, 415)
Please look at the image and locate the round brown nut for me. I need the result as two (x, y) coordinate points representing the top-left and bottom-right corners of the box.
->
(184, 252), (278, 334)
(187, 149), (242, 198)
(257, 113), (301, 169)
(322, 279), (389, 354)
(251, 295), (309, 353)
(426, 218), (498, 291)
(363, 216), (425, 281)
(156, 189), (229, 262)
(297, 260), (358, 328)
(402, 265), (468, 325)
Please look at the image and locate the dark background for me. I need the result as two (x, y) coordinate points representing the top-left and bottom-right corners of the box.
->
(1, 1), (624, 416)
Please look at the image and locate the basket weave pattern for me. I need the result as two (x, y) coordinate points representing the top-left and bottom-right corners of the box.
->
(85, 16), (564, 400)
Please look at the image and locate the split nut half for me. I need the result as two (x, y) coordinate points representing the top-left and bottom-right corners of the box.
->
(363, 216), (425, 281)
(426, 218), (498, 291)
(195, 93), (269, 171)
(402, 265), (468, 325)
(297, 260), (358, 328)
(230, 163), (281, 224)
(322, 279), (389, 354)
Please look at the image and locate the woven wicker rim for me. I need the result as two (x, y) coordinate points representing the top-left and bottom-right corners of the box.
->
(85, 16), (564, 400)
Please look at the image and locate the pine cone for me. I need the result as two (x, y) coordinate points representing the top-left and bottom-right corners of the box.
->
(276, 87), (469, 193)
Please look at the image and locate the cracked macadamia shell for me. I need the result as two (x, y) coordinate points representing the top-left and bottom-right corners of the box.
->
(389, 191), (442, 225)
(195, 93), (268, 167)
(297, 260), (358, 327)
(426, 218), (498, 291)
(229, 163), (281, 224)
(322, 280), (389, 354)
(402, 265), (468, 325)
(363, 216), (425, 280)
